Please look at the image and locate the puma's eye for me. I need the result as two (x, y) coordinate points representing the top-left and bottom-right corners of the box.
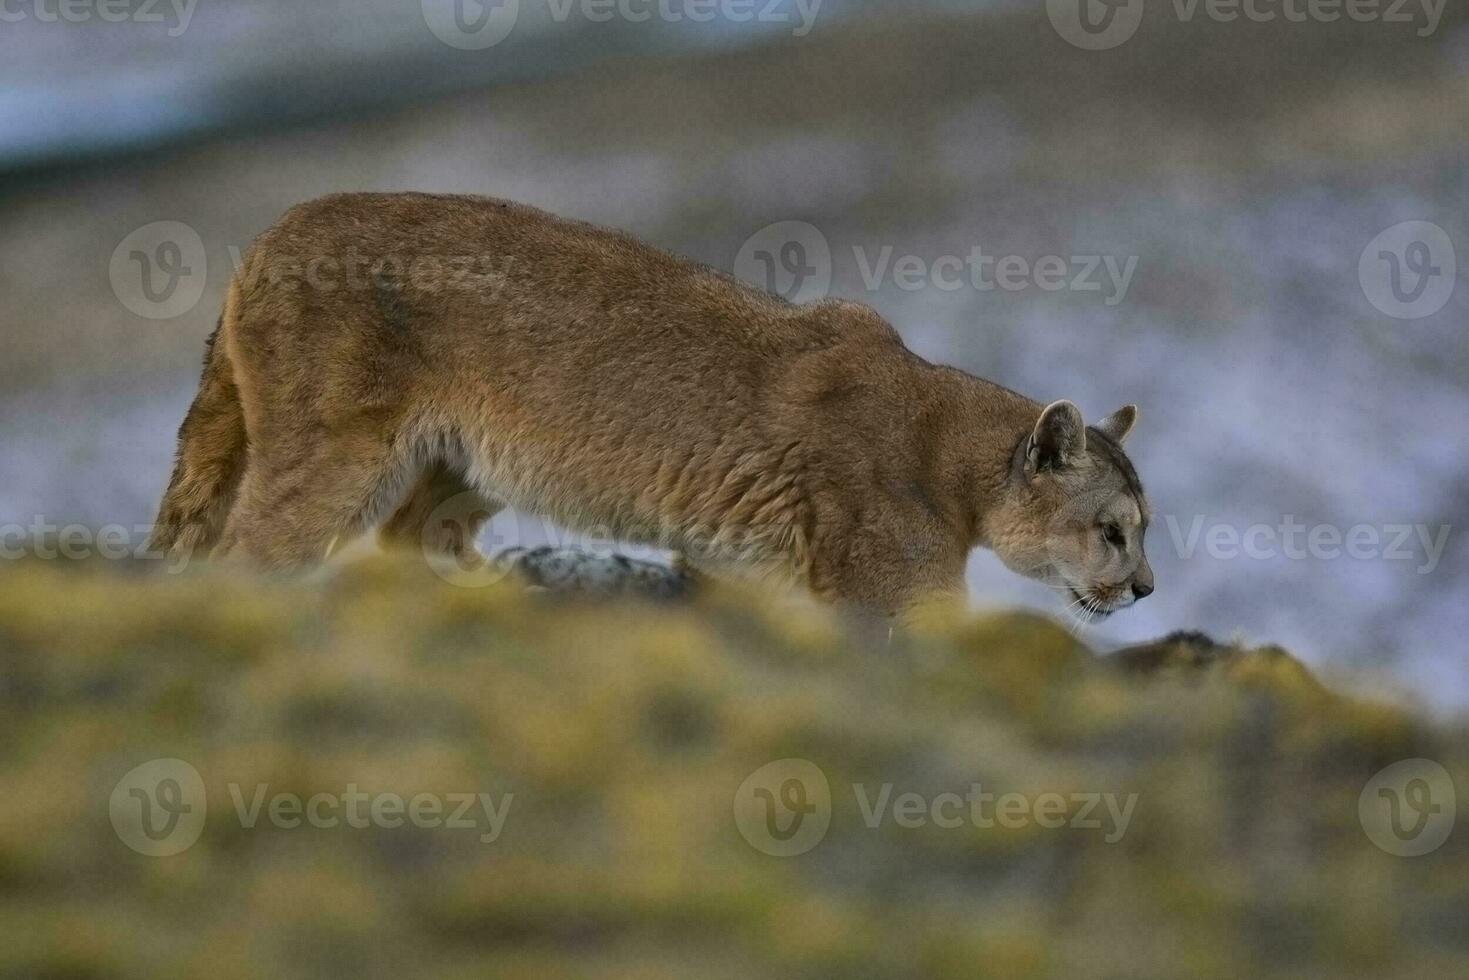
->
(1102, 523), (1124, 547)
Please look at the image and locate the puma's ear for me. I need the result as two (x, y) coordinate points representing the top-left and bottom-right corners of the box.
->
(1097, 404), (1138, 444)
(1029, 400), (1087, 471)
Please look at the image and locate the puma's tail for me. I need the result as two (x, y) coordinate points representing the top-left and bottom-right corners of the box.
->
(148, 283), (247, 563)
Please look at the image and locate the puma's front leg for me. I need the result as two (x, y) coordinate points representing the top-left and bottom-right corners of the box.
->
(809, 532), (967, 622)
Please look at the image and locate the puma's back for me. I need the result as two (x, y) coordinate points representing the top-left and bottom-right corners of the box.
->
(225, 194), (908, 564)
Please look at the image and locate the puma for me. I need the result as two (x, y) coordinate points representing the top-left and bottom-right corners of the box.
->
(150, 192), (1153, 616)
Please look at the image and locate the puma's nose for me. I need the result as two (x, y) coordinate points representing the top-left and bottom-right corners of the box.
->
(1132, 580), (1154, 600)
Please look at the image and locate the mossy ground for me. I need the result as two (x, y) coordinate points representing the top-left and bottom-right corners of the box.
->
(0, 555), (1465, 979)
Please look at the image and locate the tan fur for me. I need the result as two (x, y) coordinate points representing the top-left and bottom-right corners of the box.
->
(150, 192), (1154, 615)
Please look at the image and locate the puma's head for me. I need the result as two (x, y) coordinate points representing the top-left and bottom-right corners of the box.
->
(984, 400), (1153, 619)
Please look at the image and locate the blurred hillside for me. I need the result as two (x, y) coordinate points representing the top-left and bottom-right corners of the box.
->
(1, 556), (1466, 978)
(1, 3), (1467, 707)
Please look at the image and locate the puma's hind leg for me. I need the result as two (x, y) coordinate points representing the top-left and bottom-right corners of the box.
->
(214, 428), (407, 571)
(378, 461), (502, 566)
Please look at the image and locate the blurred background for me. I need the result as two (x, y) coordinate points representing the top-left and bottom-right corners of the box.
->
(2, 0), (1466, 710)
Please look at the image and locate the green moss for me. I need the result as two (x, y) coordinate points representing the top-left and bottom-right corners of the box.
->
(1, 555), (1464, 978)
